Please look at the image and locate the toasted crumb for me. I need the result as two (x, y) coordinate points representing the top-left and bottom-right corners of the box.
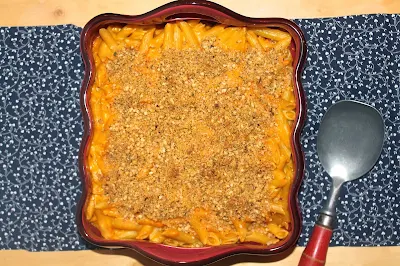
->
(102, 39), (293, 229)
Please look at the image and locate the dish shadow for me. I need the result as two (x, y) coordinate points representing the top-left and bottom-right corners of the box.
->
(92, 246), (296, 265)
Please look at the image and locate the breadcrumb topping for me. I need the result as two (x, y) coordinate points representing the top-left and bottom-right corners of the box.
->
(102, 39), (293, 229)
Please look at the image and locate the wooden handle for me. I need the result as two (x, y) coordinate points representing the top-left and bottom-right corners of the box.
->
(298, 225), (333, 266)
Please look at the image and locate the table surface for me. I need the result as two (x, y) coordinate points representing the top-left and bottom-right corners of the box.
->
(1, 0), (400, 265)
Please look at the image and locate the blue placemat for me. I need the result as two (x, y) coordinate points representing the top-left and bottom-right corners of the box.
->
(0, 15), (399, 251)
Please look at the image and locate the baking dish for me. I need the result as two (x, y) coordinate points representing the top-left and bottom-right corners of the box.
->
(77, 1), (307, 264)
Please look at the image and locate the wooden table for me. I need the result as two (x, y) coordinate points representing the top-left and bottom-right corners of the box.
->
(1, 0), (400, 265)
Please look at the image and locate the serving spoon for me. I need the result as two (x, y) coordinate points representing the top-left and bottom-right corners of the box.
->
(298, 100), (385, 266)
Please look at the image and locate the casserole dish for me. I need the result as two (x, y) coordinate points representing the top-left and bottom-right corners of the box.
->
(77, 1), (307, 264)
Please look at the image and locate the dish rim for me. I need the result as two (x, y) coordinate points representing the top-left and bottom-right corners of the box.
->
(77, 1), (307, 265)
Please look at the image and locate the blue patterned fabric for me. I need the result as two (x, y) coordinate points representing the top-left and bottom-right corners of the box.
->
(0, 15), (399, 251)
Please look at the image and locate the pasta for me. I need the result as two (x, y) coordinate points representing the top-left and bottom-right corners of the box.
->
(86, 21), (296, 247)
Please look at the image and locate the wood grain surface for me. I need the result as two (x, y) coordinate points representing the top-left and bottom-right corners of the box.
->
(0, 0), (400, 26)
(1, 246), (400, 266)
(1, 0), (400, 265)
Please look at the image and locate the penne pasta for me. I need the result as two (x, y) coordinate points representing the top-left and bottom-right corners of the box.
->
(139, 28), (155, 53)
(217, 27), (236, 44)
(112, 218), (142, 231)
(113, 229), (138, 239)
(93, 194), (108, 209)
(252, 28), (291, 41)
(222, 232), (239, 245)
(85, 194), (95, 220)
(190, 216), (208, 245)
(116, 25), (136, 40)
(268, 223), (289, 239)
(272, 170), (288, 188)
(206, 232), (222, 246)
(162, 229), (196, 244)
(233, 220), (247, 242)
(177, 21), (200, 47)
(99, 28), (118, 51)
(203, 24), (225, 38)
(187, 20), (201, 27)
(275, 37), (292, 49)
(173, 23), (183, 49)
(192, 22), (207, 41)
(258, 36), (274, 50)
(136, 225), (154, 240)
(138, 218), (164, 228)
(102, 208), (119, 217)
(246, 30), (262, 49)
(151, 32), (165, 48)
(270, 203), (286, 215)
(163, 23), (174, 49)
(95, 210), (114, 239)
(98, 42), (113, 61)
(245, 232), (269, 244)
(149, 228), (166, 243)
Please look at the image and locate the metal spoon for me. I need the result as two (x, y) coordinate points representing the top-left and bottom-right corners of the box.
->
(299, 100), (385, 266)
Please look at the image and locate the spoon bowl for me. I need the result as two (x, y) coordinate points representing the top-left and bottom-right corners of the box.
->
(317, 100), (385, 182)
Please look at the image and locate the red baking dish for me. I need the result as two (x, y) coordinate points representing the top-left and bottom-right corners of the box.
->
(77, 1), (307, 265)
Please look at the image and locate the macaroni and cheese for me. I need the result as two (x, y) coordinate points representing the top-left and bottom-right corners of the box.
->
(86, 21), (296, 247)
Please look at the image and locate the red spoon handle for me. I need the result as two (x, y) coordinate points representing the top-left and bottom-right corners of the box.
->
(298, 225), (333, 266)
